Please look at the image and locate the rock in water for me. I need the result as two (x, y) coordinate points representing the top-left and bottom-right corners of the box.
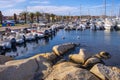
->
(69, 50), (111, 69)
(95, 51), (111, 59)
(69, 48), (90, 64)
(45, 62), (100, 80)
(90, 63), (120, 80)
(52, 43), (77, 56)
(69, 54), (83, 64)
(83, 57), (102, 69)
(83, 51), (111, 69)
(0, 55), (14, 64)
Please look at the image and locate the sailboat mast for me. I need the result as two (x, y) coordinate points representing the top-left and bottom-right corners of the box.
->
(119, 6), (120, 18)
(80, 4), (82, 20)
(104, 0), (106, 18)
(112, 0), (114, 18)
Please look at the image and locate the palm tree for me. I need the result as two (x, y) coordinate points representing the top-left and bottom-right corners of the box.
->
(19, 12), (27, 23)
(14, 13), (17, 24)
(35, 12), (41, 23)
(0, 11), (3, 24)
(45, 13), (50, 22)
(29, 12), (34, 23)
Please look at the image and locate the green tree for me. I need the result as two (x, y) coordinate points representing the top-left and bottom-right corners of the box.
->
(0, 11), (3, 24)
(29, 12), (34, 23)
(14, 13), (17, 24)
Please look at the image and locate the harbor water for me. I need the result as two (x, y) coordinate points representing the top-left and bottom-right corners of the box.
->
(6, 29), (120, 67)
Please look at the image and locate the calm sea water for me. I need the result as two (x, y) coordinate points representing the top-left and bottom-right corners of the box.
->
(6, 29), (120, 67)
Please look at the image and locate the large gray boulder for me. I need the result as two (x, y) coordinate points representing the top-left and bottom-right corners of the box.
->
(90, 63), (120, 80)
(0, 58), (38, 80)
(0, 52), (55, 80)
(0, 55), (14, 64)
(29, 53), (54, 79)
(52, 43), (77, 56)
(45, 62), (100, 80)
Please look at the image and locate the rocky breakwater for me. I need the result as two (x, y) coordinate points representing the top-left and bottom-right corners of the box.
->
(45, 61), (100, 80)
(0, 42), (78, 80)
(68, 48), (120, 80)
(0, 43), (120, 80)
(52, 42), (79, 56)
(0, 52), (57, 80)
(0, 55), (14, 64)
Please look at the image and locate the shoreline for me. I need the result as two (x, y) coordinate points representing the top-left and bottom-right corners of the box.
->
(0, 24), (29, 32)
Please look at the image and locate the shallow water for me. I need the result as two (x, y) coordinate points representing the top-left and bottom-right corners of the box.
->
(6, 29), (120, 67)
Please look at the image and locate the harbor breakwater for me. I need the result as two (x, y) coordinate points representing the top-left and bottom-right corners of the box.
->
(0, 43), (120, 80)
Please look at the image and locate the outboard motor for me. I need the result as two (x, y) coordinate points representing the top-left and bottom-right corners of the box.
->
(0, 46), (6, 55)
(23, 28), (28, 33)
(23, 35), (26, 43)
(10, 38), (17, 52)
(44, 30), (49, 37)
(49, 29), (53, 35)
(22, 35), (27, 47)
(34, 34), (38, 40)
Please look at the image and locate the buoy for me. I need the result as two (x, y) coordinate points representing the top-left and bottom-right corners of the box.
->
(62, 36), (65, 39)
(77, 36), (80, 39)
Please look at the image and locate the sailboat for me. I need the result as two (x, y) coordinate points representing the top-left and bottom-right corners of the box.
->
(104, 18), (114, 30)
(104, 0), (115, 30)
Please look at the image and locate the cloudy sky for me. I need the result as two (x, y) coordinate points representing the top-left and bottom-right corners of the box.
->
(0, 0), (120, 16)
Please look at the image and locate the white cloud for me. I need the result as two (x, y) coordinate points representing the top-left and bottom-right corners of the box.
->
(0, 0), (26, 8)
(2, 9), (23, 16)
(1, 3), (118, 16)
(29, 1), (50, 4)
(27, 5), (78, 15)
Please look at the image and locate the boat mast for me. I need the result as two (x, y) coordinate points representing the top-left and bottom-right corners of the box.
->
(87, 9), (90, 19)
(119, 6), (120, 18)
(112, 0), (114, 18)
(80, 4), (82, 20)
(104, 0), (106, 19)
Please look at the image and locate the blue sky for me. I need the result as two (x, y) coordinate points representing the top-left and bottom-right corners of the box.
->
(0, 0), (120, 16)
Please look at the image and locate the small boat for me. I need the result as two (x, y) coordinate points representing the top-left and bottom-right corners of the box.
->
(25, 33), (35, 41)
(76, 24), (86, 30)
(90, 23), (97, 30)
(15, 32), (25, 44)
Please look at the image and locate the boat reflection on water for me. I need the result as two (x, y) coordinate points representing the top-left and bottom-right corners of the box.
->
(5, 35), (52, 58)
(104, 30), (111, 44)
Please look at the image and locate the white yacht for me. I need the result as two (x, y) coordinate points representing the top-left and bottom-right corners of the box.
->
(104, 18), (114, 30)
